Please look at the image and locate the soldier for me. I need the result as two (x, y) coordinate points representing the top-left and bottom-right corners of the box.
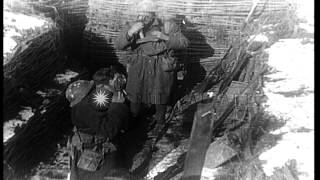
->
(114, 4), (189, 134)
(65, 67), (133, 180)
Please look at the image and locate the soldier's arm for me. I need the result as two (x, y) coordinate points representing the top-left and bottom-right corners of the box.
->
(165, 30), (189, 50)
(114, 22), (144, 50)
(150, 26), (189, 51)
(114, 25), (135, 50)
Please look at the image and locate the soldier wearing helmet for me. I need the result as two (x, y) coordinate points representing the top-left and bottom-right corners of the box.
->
(114, 3), (189, 135)
(66, 67), (132, 180)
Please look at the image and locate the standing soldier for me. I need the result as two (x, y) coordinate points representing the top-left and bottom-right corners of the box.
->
(114, 3), (189, 133)
(65, 67), (133, 180)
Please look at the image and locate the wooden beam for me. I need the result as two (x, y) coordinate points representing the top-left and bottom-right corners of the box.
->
(182, 102), (215, 179)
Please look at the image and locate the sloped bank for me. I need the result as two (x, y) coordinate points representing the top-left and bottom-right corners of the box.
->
(130, 3), (313, 180)
(259, 31), (313, 180)
(3, 0), (306, 179)
(3, 4), (64, 122)
(3, 1), (83, 179)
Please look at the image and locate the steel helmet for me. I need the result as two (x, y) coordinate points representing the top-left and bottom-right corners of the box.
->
(66, 80), (94, 107)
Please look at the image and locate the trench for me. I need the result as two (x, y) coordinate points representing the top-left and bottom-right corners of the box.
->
(3, 0), (300, 179)
(3, 1), (191, 179)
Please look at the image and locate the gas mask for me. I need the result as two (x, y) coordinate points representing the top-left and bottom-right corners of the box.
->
(113, 74), (126, 92)
(136, 13), (155, 38)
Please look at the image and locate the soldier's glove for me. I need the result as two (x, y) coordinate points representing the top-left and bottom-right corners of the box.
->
(128, 22), (144, 37)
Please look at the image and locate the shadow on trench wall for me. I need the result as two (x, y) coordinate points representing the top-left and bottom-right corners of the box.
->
(3, 95), (73, 179)
(3, 1), (89, 178)
(170, 15), (215, 105)
(79, 31), (127, 77)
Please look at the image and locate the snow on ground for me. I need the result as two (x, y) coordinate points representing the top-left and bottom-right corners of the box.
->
(3, 11), (48, 31)
(3, 10), (51, 64)
(249, 34), (269, 43)
(54, 70), (79, 85)
(3, 107), (34, 142)
(259, 8), (314, 178)
(145, 139), (189, 179)
(258, 1), (314, 178)
(293, 0), (314, 33)
(200, 167), (222, 180)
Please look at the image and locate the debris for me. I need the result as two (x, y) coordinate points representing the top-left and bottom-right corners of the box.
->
(54, 70), (79, 85)
(19, 106), (35, 121)
(202, 138), (238, 169)
(182, 102), (214, 179)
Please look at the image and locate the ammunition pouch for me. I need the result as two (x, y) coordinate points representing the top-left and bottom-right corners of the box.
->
(77, 149), (104, 172)
(69, 127), (117, 172)
(160, 55), (177, 72)
(157, 51), (177, 72)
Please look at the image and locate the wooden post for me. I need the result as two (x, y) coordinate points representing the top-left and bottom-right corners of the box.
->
(182, 102), (215, 179)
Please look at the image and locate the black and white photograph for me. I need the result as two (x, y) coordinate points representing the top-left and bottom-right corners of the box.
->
(3, 0), (314, 179)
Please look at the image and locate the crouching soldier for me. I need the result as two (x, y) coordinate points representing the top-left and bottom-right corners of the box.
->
(65, 67), (134, 180)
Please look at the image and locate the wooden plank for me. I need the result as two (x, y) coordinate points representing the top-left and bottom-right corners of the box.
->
(202, 138), (237, 169)
(182, 102), (215, 179)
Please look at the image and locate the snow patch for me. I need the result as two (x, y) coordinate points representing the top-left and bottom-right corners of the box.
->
(263, 93), (313, 131)
(40, 109), (47, 114)
(200, 167), (222, 180)
(249, 34), (269, 42)
(3, 28), (21, 55)
(3, 107), (34, 142)
(36, 90), (47, 97)
(259, 132), (313, 180)
(262, 24), (273, 29)
(260, 32), (313, 179)
(3, 120), (24, 142)
(54, 70), (79, 84)
(145, 139), (189, 179)
(298, 23), (314, 34)
(3, 10), (50, 63)
(4, 11), (47, 30)
(294, 0), (314, 25)
(207, 92), (215, 98)
(264, 39), (313, 90)
(19, 106), (34, 120)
